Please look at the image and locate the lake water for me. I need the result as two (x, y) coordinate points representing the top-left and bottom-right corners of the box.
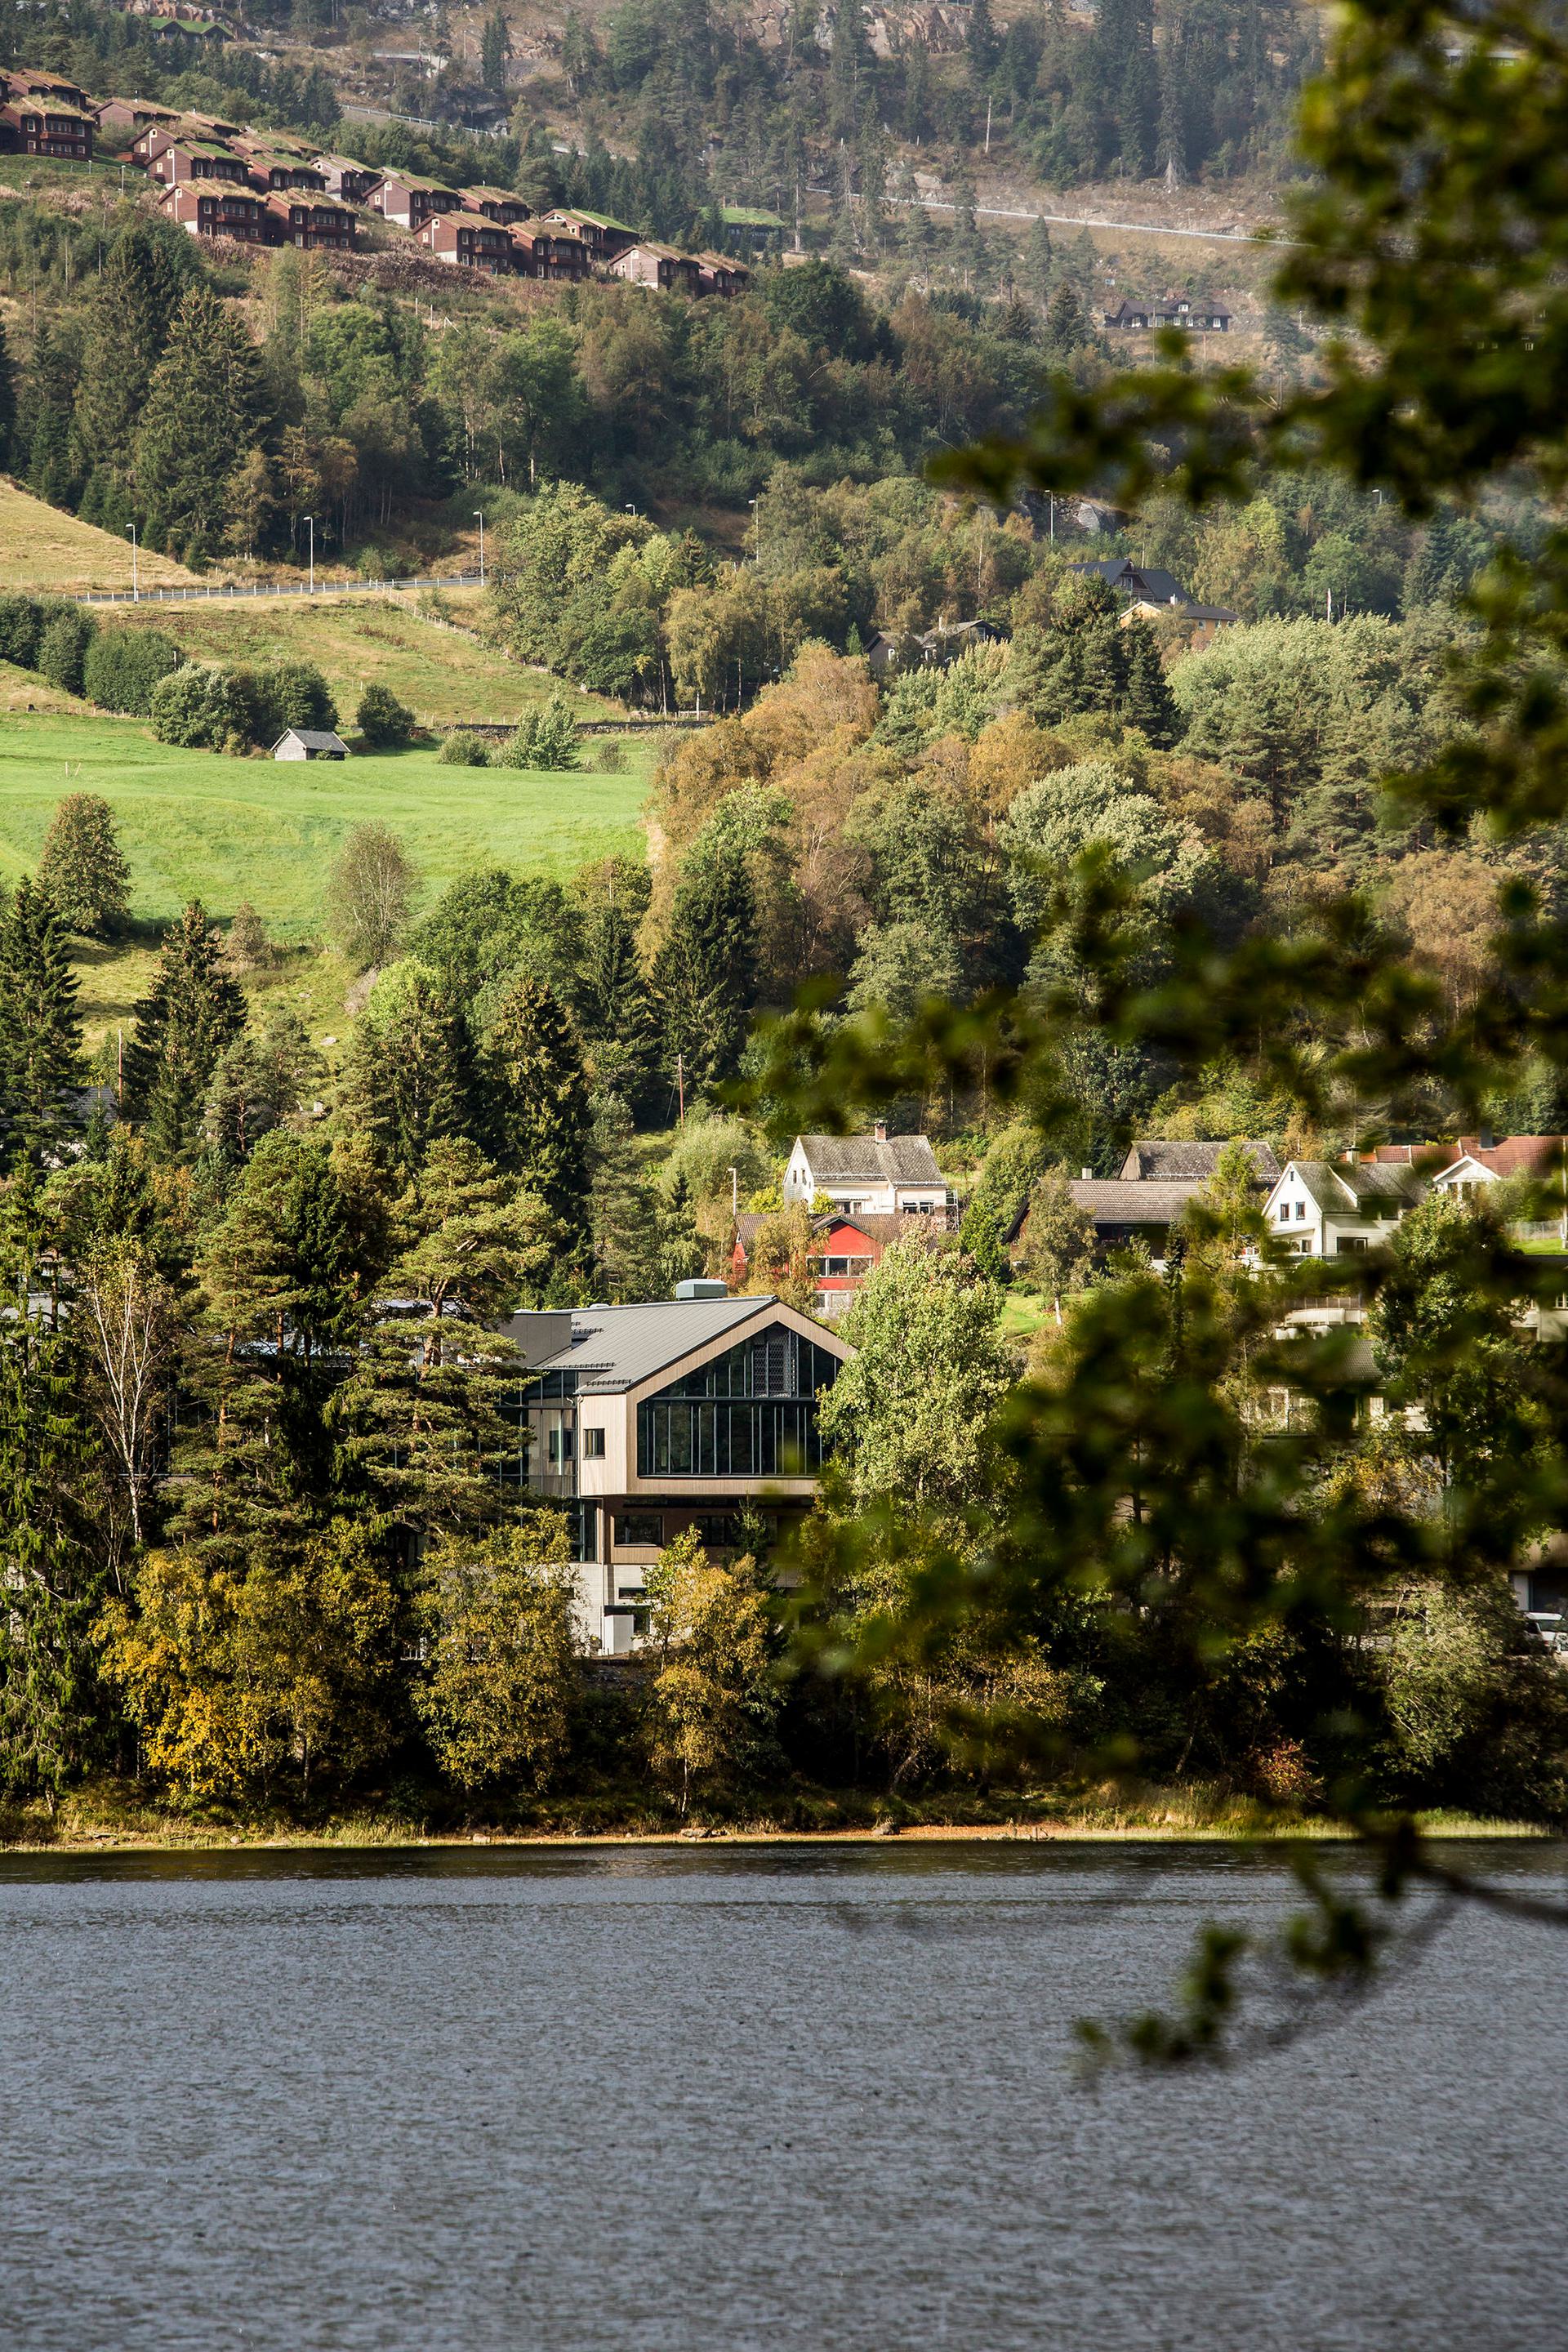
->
(0, 1840), (1561, 2352)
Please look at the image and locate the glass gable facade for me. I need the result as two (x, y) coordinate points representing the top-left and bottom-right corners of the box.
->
(637, 1330), (840, 1480)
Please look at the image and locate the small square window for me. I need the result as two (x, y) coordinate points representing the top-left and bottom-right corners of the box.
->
(1294, 1203), (1306, 1221)
(582, 1427), (605, 1459)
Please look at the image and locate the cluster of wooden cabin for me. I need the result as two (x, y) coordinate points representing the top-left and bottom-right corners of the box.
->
(0, 67), (748, 291)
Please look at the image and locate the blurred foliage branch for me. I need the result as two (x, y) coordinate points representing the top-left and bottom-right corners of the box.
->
(752, 0), (1568, 2060)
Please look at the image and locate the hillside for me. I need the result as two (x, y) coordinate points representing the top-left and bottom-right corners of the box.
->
(0, 479), (200, 593)
(106, 591), (616, 729)
(0, 711), (651, 941)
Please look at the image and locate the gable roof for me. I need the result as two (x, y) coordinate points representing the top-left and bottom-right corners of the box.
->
(510, 1295), (824, 1394)
(794, 1133), (944, 1187)
(1284, 1160), (1427, 1214)
(1069, 1178), (1199, 1226)
(1119, 1138), (1282, 1183)
(274, 728), (348, 752)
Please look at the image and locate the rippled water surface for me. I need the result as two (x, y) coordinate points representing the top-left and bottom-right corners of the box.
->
(0, 1839), (1561, 2351)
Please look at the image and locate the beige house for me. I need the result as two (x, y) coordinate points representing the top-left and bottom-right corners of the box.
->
(507, 1293), (852, 1653)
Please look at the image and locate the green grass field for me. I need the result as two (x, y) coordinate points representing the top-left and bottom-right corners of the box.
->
(0, 713), (650, 939)
(106, 592), (607, 729)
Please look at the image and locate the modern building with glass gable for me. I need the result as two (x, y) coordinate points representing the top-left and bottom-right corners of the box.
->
(504, 1294), (853, 1653)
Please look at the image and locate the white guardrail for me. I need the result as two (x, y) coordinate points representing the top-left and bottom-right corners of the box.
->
(71, 572), (487, 608)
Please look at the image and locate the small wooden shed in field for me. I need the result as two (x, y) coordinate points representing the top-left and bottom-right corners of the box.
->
(272, 728), (348, 761)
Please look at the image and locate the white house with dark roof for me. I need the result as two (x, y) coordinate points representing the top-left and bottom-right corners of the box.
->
(783, 1125), (951, 1216)
(1263, 1159), (1428, 1259)
(503, 1294), (853, 1654)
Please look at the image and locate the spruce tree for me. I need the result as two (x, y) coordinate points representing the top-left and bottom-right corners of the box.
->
(1125, 620), (1182, 748)
(123, 901), (247, 1163)
(73, 227), (180, 495)
(0, 876), (85, 1174)
(338, 966), (483, 1183)
(650, 844), (760, 1092)
(135, 286), (271, 564)
(485, 974), (591, 1232)
(572, 863), (658, 1112)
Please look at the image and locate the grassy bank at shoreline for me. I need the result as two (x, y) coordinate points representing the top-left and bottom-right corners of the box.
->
(0, 1780), (1549, 1854)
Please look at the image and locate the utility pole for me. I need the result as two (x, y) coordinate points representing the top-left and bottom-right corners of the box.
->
(116, 1027), (123, 1111)
(676, 1052), (685, 1129)
(984, 96), (991, 154)
(126, 523), (137, 604)
(474, 509), (484, 584)
(729, 1165), (739, 1219)
(303, 513), (315, 595)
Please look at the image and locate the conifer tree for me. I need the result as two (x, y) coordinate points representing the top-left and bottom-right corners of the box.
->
(36, 793), (129, 936)
(0, 1174), (99, 1806)
(337, 1140), (550, 1540)
(73, 227), (181, 495)
(650, 843), (760, 1092)
(123, 901), (247, 1163)
(338, 965), (484, 1183)
(486, 974), (591, 1233)
(480, 7), (511, 92)
(135, 286), (271, 564)
(571, 860), (657, 1112)
(203, 1007), (324, 1169)
(1124, 619), (1182, 748)
(0, 875), (85, 1174)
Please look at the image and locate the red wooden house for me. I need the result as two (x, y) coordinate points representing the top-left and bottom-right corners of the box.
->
(460, 185), (532, 225)
(265, 191), (356, 249)
(510, 223), (590, 279)
(158, 179), (271, 243)
(417, 212), (514, 273)
(730, 1209), (951, 1322)
(0, 93), (93, 158)
(609, 241), (701, 293)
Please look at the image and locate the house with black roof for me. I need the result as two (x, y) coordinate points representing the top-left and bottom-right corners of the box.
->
(506, 1294), (853, 1653)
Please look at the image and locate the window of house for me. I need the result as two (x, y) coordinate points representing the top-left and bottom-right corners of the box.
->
(1337, 1236), (1370, 1254)
(547, 1426), (574, 1465)
(1294, 1202), (1307, 1220)
(616, 1512), (664, 1548)
(1278, 1203), (1290, 1222)
(582, 1427), (605, 1459)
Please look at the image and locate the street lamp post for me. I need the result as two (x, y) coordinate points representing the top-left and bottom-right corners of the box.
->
(473, 510), (486, 586)
(302, 514), (314, 595)
(126, 523), (137, 604)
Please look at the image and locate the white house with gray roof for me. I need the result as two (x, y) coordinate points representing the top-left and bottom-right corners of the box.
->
(1263, 1159), (1427, 1260)
(502, 1293), (853, 1654)
(783, 1125), (951, 1216)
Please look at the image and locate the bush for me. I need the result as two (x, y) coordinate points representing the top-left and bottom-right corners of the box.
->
(37, 792), (130, 934)
(356, 683), (416, 748)
(593, 735), (629, 772)
(497, 695), (580, 772)
(82, 626), (181, 715)
(438, 729), (490, 766)
(149, 663), (249, 751)
(37, 609), (97, 697)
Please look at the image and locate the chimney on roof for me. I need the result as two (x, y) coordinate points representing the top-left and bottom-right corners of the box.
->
(1082, 1167), (1092, 1180)
(874, 1120), (888, 1143)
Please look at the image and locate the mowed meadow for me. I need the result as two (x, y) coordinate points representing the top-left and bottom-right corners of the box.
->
(0, 706), (653, 1046)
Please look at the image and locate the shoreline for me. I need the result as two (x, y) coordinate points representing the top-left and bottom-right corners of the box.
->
(0, 1817), (1554, 1857)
